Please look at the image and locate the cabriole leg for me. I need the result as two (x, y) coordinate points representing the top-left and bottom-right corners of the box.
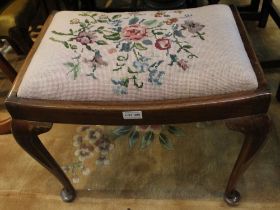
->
(11, 119), (76, 202)
(224, 114), (270, 206)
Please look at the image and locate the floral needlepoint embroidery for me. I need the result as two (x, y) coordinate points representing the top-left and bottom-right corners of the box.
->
(155, 38), (171, 50)
(122, 24), (147, 41)
(70, 18), (80, 24)
(49, 10), (206, 96)
(177, 59), (189, 71)
(165, 18), (178, 25)
(76, 31), (97, 45)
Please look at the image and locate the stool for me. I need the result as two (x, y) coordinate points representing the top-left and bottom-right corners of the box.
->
(5, 5), (271, 205)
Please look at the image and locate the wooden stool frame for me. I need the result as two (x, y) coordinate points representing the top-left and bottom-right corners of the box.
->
(5, 6), (271, 206)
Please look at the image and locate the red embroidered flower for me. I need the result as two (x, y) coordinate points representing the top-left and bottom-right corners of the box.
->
(122, 24), (147, 41)
(155, 38), (171, 50)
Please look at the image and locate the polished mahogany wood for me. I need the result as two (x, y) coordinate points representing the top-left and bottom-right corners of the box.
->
(224, 114), (270, 205)
(4, 6), (271, 205)
(11, 119), (76, 202)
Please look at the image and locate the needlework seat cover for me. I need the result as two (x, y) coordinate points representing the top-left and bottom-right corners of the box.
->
(17, 5), (258, 101)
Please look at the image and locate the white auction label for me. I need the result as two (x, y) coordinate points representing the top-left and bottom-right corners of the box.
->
(122, 111), (143, 119)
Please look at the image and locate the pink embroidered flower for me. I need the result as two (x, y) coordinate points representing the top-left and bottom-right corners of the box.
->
(122, 24), (147, 41)
(76, 31), (97, 45)
(108, 48), (117, 54)
(165, 18), (178, 25)
(177, 59), (189, 70)
(155, 38), (171, 50)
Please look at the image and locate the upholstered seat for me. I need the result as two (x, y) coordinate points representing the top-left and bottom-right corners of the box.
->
(5, 4), (271, 205)
(17, 5), (258, 101)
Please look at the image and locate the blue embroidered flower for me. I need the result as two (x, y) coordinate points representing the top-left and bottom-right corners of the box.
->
(133, 56), (150, 72)
(112, 78), (129, 95)
(133, 61), (149, 72)
(148, 70), (165, 85)
(111, 19), (122, 27)
(113, 85), (128, 95)
(120, 42), (132, 52)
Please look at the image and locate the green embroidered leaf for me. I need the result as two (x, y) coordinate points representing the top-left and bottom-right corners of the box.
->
(159, 133), (173, 150)
(155, 31), (164, 35)
(52, 31), (73, 36)
(134, 43), (147, 51)
(151, 29), (167, 36)
(80, 22), (87, 27)
(103, 33), (121, 41)
(142, 40), (153, 45)
(98, 19), (107, 23)
(85, 19), (89, 23)
(167, 126), (185, 137)
(97, 26), (105, 30)
(157, 21), (164, 27)
(87, 72), (97, 79)
(132, 75), (144, 88)
(121, 78), (129, 87)
(170, 54), (177, 62)
(129, 130), (139, 148)
(64, 41), (69, 48)
(65, 61), (80, 80)
(183, 45), (192, 49)
(64, 62), (74, 67)
(70, 44), (77, 49)
(79, 13), (88, 16)
(113, 126), (133, 137)
(168, 54), (177, 66)
(129, 16), (139, 25)
(86, 45), (92, 50)
(141, 131), (154, 149)
(128, 67), (138, 73)
(117, 54), (129, 61)
(143, 19), (157, 26)
(113, 67), (122, 71)
(96, 40), (108, 45)
(112, 14), (122, 19)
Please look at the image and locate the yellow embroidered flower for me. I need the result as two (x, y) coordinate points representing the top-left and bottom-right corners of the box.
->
(70, 18), (80, 24)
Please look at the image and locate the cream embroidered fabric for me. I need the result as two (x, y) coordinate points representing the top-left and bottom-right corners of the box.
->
(17, 5), (258, 101)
